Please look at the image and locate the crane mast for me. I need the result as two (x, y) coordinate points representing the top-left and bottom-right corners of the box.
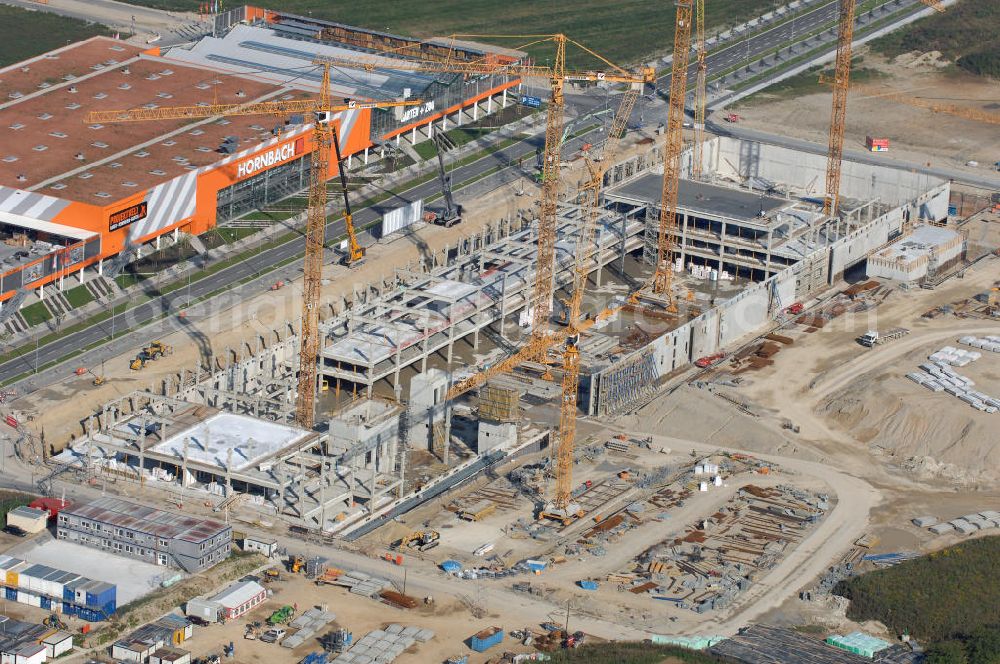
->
(692, 0), (707, 179)
(527, 35), (567, 356)
(295, 64), (333, 428)
(553, 88), (640, 511)
(652, 0), (695, 302)
(823, 0), (856, 217)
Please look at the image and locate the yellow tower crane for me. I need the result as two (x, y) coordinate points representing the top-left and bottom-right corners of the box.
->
(87, 61), (421, 428)
(824, 0), (946, 215)
(692, 0), (708, 180)
(650, 0), (696, 307)
(548, 88), (642, 516)
(316, 36), (653, 360)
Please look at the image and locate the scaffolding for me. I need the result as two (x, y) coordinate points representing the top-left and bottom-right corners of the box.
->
(477, 384), (520, 423)
(596, 349), (658, 417)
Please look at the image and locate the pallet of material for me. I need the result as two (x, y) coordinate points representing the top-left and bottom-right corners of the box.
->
(459, 500), (497, 521)
(380, 590), (419, 609)
(756, 342), (782, 358)
(796, 315), (827, 328)
(843, 280), (879, 298)
(764, 333), (794, 345)
(629, 581), (659, 594)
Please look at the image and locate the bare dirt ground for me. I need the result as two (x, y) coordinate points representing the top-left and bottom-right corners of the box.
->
(735, 50), (1000, 176)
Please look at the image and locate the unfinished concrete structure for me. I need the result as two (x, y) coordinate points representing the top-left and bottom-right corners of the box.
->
(866, 223), (964, 283)
(51, 134), (952, 533)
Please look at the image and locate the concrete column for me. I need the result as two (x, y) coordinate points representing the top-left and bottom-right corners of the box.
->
(396, 134), (400, 146)
(411, 126), (416, 143)
(441, 115), (447, 132)
(174, 227), (179, 242)
(155, 235), (161, 250)
(765, 229), (773, 275)
(393, 345), (402, 394)
(473, 102), (479, 121)
(347, 154), (353, 169)
(39, 284), (44, 300)
(502, 88), (507, 107)
(363, 147), (369, 165)
(487, 95), (494, 114)
(59, 273), (64, 291)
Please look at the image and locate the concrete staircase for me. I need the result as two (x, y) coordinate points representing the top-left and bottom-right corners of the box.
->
(84, 276), (118, 302)
(42, 291), (73, 320)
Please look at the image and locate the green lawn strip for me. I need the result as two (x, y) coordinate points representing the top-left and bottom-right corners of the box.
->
(64, 284), (96, 309)
(19, 302), (51, 327)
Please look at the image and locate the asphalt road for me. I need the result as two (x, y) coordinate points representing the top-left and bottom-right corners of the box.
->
(0, 123), (600, 387)
(659, 0), (933, 92)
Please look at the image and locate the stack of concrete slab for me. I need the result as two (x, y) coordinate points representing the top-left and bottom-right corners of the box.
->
(911, 362), (999, 413)
(281, 607), (336, 649)
(911, 516), (937, 528)
(330, 624), (433, 664)
(335, 571), (390, 599)
(958, 336), (1000, 353)
(949, 518), (978, 535)
(929, 346), (981, 367)
(928, 522), (954, 535)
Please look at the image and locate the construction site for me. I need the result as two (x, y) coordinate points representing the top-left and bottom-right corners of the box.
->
(0, 0), (997, 662)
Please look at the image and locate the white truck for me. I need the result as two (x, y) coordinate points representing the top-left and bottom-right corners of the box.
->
(858, 327), (909, 347)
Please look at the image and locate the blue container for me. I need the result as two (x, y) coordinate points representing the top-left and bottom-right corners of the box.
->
(85, 582), (116, 610)
(470, 628), (504, 652)
(948, 205), (958, 216)
(40, 597), (50, 610)
(62, 603), (76, 617)
(4, 588), (15, 601)
(578, 580), (599, 590)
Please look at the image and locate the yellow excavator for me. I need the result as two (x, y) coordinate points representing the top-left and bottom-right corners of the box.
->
(393, 530), (440, 552)
(143, 341), (173, 359)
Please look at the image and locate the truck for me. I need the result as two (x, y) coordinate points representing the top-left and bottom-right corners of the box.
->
(724, 112), (742, 123)
(785, 302), (804, 315)
(857, 327), (909, 347)
(694, 352), (726, 368)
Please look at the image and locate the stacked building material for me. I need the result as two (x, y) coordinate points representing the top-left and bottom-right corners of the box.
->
(281, 608), (336, 649)
(329, 624), (432, 664)
(334, 571), (390, 599)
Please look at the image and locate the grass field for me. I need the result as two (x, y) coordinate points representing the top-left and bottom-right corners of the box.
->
(871, 0), (1000, 78)
(116, 0), (779, 67)
(0, 5), (111, 68)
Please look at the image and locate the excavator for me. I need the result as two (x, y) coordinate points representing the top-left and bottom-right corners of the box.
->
(393, 530), (440, 552)
(287, 555), (305, 574)
(143, 341), (173, 359)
